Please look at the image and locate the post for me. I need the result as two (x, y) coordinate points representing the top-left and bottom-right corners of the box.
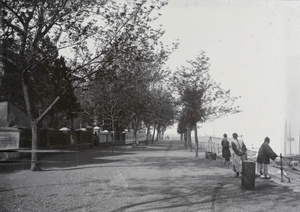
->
(280, 153), (283, 182)
(241, 160), (256, 190)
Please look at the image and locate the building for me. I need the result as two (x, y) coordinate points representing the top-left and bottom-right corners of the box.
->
(0, 101), (30, 128)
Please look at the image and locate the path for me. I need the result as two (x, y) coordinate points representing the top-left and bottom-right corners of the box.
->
(1, 140), (300, 212)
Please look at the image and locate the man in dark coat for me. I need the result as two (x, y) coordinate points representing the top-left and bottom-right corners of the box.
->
(221, 134), (231, 167)
(257, 137), (278, 179)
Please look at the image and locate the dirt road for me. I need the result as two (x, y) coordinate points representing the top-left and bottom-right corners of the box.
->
(1, 140), (300, 212)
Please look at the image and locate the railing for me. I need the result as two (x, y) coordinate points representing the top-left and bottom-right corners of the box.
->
(271, 154), (300, 183)
(280, 154), (290, 182)
(197, 137), (300, 184)
(198, 141), (222, 155)
(98, 131), (147, 145)
(243, 151), (300, 183)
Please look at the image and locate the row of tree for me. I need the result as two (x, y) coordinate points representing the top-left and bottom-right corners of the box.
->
(0, 0), (177, 170)
(0, 0), (240, 170)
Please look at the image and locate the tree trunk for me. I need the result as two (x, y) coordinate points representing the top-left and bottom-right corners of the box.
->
(187, 126), (192, 152)
(23, 73), (61, 171)
(151, 123), (156, 143)
(183, 132), (187, 149)
(131, 116), (139, 148)
(194, 123), (199, 158)
(156, 124), (160, 141)
(145, 125), (150, 145)
(189, 130), (192, 151)
(133, 128), (138, 148)
(156, 128), (159, 141)
(111, 117), (115, 153)
(31, 121), (41, 171)
(22, 75), (41, 171)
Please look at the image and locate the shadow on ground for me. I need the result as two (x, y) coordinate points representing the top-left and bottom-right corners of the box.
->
(109, 161), (300, 212)
(0, 140), (185, 173)
(0, 147), (137, 173)
(2, 140), (300, 212)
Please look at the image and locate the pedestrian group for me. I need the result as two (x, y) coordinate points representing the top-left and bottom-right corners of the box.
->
(221, 133), (278, 179)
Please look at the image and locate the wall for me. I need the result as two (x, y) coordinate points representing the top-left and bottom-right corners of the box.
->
(0, 101), (31, 128)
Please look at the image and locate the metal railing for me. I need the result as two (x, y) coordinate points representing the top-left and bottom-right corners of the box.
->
(245, 151), (300, 183)
(199, 138), (300, 183)
(271, 154), (300, 183)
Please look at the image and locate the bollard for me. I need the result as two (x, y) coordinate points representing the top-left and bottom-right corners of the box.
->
(241, 160), (256, 190)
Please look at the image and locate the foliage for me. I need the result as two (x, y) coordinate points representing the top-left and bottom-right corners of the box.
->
(0, 57), (24, 110)
(1, 0), (110, 170)
(78, 0), (177, 139)
(147, 86), (176, 137)
(173, 51), (241, 129)
(1, 0), (177, 168)
(0, 36), (80, 129)
(173, 51), (240, 157)
(1, 0), (107, 123)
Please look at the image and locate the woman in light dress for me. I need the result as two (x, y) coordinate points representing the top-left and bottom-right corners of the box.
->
(231, 133), (247, 178)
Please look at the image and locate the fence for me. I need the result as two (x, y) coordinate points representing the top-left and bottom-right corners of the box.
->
(98, 132), (118, 144)
(19, 128), (32, 148)
(244, 151), (300, 183)
(97, 131), (147, 145)
(272, 154), (300, 183)
(39, 129), (93, 148)
(196, 136), (222, 155)
(196, 137), (295, 183)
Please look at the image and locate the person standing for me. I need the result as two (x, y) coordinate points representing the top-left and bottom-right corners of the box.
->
(221, 134), (231, 167)
(257, 137), (278, 179)
(231, 133), (247, 178)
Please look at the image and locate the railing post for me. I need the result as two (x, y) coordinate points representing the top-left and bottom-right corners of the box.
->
(280, 153), (283, 182)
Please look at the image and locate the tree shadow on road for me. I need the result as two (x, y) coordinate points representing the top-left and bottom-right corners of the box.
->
(0, 140), (186, 173)
(108, 142), (300, 212)
(0, 148), (137, 173)
(111, 171), (300, 212)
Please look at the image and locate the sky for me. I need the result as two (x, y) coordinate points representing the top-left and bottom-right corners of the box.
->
(159, 0), (300, 154)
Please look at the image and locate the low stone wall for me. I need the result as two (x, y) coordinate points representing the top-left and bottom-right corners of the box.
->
(0, 127), (20, 160)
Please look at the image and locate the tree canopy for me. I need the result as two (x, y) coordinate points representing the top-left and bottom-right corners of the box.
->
(1, 0), (176, 169)
(172, 52), (241, 157)
(1, 0), (241, 167)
